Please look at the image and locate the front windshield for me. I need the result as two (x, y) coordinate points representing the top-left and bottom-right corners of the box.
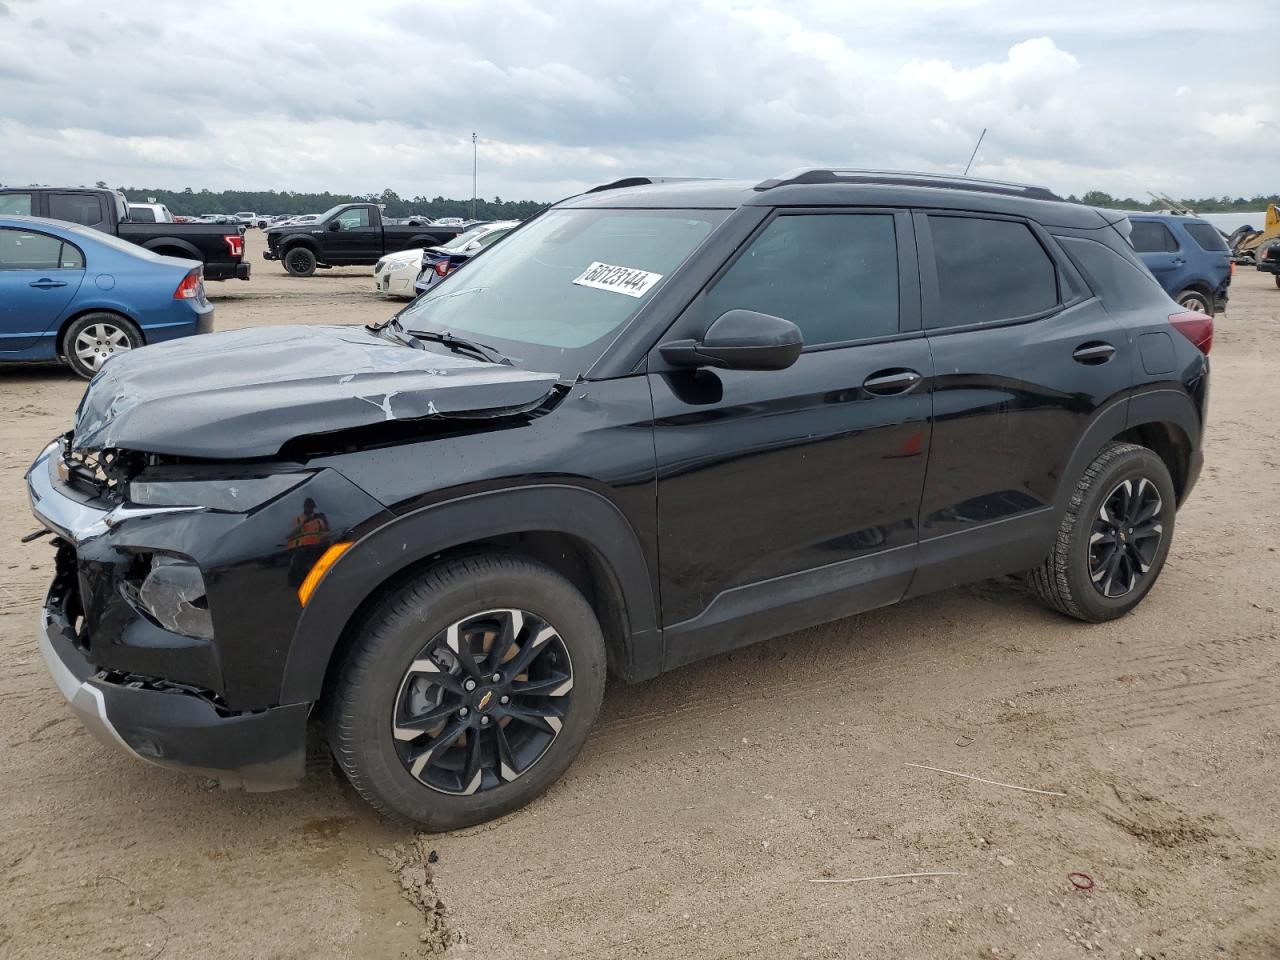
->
(399, 207), (728, 378)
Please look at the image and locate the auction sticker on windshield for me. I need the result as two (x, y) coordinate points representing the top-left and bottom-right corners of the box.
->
(572, 262), (664, 299)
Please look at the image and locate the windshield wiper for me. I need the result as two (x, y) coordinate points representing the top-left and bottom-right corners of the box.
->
(414, 330), (511, 366)
(366, 316), (425, 350)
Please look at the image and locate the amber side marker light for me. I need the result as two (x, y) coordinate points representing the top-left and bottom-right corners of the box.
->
(297, 542), (354, 607)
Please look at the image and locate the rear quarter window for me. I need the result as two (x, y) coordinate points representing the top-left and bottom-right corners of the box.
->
(1183, 222), (1229, 252)
(1058, 236), (1168, 311)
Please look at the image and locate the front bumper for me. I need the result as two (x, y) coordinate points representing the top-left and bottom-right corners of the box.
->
(38, 591), (308, 790)
(1258, 259), (1280, 276)
(262, 250), (279, 262)
(24, 438), (345, 790)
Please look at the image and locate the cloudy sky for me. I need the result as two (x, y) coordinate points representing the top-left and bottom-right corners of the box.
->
(1, 0), (1275, 202)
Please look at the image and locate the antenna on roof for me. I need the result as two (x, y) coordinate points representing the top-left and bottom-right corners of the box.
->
(963, 128), (987, 177)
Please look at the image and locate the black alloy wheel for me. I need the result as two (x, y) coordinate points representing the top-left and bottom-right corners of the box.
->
(392, 608), (574, 795)
(1088, 477), (1164, 599)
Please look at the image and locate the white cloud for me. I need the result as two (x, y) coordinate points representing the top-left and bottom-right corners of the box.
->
(0, 0), (1275, 200)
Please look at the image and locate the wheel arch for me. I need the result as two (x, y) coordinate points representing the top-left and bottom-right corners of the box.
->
(280, 236), (322, 256)
(1056, 388), (1202, 513)
(139, 236), (203, 261)
(280, 485), (662, 705)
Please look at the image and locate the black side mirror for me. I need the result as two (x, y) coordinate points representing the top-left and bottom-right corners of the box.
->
(660, 309), (803, 371)
(328, 220), (341, 232)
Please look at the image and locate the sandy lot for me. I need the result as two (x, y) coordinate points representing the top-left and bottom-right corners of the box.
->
(1, 232), (1277, 959)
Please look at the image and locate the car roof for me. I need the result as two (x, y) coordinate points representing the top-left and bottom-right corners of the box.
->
(559, 174), (1111, 229)
(0, 214), (78, 234)
(1123, 211), (1212, 226)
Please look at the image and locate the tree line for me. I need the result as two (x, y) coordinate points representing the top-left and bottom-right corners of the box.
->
(1066, 190), (1279, 213)
(9, 181), (1277, 217)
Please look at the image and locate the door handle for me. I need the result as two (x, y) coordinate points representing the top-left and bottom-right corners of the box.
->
(862, 368), (922, 396)
(29, 278), (68, 289)
(1072, 342), (1115, 365)
(1171, 257), (1186, 266)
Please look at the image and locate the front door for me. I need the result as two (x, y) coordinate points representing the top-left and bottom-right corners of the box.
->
(328, 206), (381, 263)
(649, 209), (933, 668)
(0, 226), (85, 356)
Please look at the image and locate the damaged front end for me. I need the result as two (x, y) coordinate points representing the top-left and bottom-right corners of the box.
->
(27, 434), (394, 789)
(28, 322), (568, 788)
(72, 324), (563, 458)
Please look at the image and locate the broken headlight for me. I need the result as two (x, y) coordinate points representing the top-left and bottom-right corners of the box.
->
(134, 555), (214, 640)
(128, 474), (307, 512)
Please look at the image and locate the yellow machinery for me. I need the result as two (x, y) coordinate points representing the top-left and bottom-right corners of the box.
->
(1231, 204), (1280, 262)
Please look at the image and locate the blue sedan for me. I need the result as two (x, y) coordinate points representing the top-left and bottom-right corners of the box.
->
(1, 215), (214, 378)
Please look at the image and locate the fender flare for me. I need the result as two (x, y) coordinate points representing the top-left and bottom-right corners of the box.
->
(140, 236), (203, 261)
(279, 236), (322, 257)
(279, 484), (662, 703)
(1054, 387), (1202, 512)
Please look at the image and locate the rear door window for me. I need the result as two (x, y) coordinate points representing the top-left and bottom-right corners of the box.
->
(1183, 222), (1229, 252)
(702, 213), (901, 346)
(0, 229), (65, 269)
(49, 193), (106, 226)
(925, 215), (1058, 328)
(1129, 220), (1179, 253)
(0, 193), (33, 216)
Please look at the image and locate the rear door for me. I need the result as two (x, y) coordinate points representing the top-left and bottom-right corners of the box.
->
(650, 208), (934, 666)
(1129, 219), (1185, 295)
(0, 226), (86, 355)
(910, 210), (1130, 595)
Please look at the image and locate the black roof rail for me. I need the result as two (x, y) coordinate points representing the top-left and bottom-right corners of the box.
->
(754, 168), (1062, 201)
(585, 176), (719, 194)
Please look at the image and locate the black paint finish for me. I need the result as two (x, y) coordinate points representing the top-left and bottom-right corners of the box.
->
(27, 174), (1210, 787)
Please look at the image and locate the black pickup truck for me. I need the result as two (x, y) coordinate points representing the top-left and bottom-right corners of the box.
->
(0, 187), (250, 281)
(263, 202), (464, 276)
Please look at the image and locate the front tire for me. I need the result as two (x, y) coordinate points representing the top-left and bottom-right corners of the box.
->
(1031, 442), (1176, 622)
(62, 312), (143, 379)
(283, 246), (317, 277)
(328, 555), (606, 830)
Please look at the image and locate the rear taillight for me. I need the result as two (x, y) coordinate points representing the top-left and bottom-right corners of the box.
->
(434, 260), (450, 277)
(174, 269), (202, 300)
(224, 234), (243, 258)
(1168, 310), (1213, 355)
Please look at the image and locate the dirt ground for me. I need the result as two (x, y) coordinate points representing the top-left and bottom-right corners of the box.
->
(1, 231), (1277, 959)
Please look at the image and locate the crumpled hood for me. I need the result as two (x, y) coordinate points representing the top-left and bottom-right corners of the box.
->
(73, 325), (561, 458)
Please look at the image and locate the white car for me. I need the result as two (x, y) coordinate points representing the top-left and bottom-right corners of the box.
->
(373, 221), (519, 299)
(372, 248), (430, 298)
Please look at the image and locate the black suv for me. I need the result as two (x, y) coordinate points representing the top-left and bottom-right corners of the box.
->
(27, 170), (1210, 829)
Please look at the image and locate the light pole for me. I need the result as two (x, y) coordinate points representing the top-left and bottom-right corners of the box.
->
(471, 132), (477, 221)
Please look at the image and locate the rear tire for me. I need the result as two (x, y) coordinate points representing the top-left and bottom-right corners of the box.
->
(327, 555), (607, 831)
(62, 312), (143, 379)
(283, 246), (317, 277)
(1175, 288), (1211, 314)
(1031, 442), (1176, 623)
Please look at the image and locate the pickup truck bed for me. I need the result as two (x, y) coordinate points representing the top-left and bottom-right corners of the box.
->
(0, 187), (249, 281)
